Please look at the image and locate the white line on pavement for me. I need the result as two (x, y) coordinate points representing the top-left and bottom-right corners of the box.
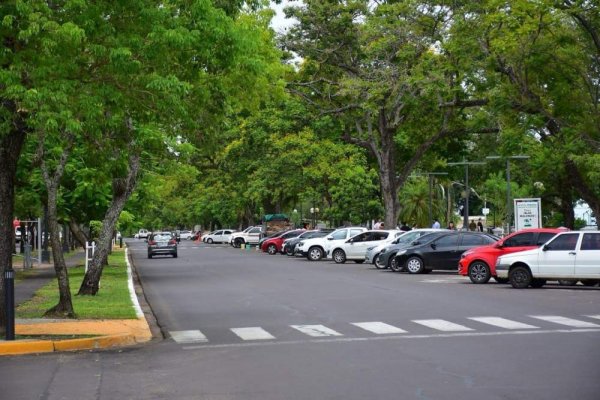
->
(291, 324), (343, 337)
(529, 315), (600, 328)
(231, 327), (275, 341)
(468, 317), (539, 330)
(170, 330), (208, 344)
(351, 322), (407, 334)
(412, 319), (474, 332)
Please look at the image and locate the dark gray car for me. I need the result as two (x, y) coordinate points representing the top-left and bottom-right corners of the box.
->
(375, 230), (449, 271)
(147, 232), (178, 258)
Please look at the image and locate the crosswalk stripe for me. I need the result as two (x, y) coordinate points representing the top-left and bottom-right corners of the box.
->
(412, 319), (474, 332)
(291, 324), (343, 337)
(587, 315), (600, 321)
(230, 327), (275, 341)
(351, 322), (407, 334)
(530, 315), (600, 328)
(468, 317), (539, 330)
(170, 330), (208, 344)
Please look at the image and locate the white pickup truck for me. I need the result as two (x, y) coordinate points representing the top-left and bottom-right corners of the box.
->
(230, 226), (263, 248)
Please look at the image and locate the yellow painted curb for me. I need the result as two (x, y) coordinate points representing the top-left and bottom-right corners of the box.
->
(53, 334), (136, 352)
(0, 340), (54, 355)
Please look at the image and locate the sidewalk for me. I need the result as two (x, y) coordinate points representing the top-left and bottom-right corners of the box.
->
(1, 248), (154, 356)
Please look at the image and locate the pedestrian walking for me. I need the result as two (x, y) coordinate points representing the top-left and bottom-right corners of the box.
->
(432, 219), (441, 229)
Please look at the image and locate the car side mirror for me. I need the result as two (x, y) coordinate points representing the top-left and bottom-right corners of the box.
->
(542, 244), (549, 251)
(495, 242), (503, 248)
(430, 243), (436, 250)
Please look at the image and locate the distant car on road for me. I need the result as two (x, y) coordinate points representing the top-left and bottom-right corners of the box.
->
(136, 229), (149, 240)
(327, 230), (402, 264)
(458, 228), (567, 284)
(147, 232), (178, 258)
(179, 230), (192, 240)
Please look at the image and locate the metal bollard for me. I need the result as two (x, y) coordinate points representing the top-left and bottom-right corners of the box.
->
(119, 237), (123, 248)
(4, 267), (15, 340)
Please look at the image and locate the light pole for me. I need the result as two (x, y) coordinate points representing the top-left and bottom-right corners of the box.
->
(425, 172), (448, 227)
(448, 160), (486, 230)
(486, 155), (529, 233)
(310, 207), (319, 229)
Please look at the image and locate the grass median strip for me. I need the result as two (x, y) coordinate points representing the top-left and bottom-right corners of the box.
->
(16, 249), (137, 319)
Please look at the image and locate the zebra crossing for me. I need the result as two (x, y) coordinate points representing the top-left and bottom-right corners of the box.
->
(169, 314), (600, 347)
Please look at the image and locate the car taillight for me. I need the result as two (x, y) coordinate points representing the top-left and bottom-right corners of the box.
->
(169, 239), (176, 245)
(148, 240), (157, 245)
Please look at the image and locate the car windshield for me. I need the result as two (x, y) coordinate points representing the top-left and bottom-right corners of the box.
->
(153, 233), (172, 241)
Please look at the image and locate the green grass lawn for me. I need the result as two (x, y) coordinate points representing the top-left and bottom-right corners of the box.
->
(16, 250), (137, 319)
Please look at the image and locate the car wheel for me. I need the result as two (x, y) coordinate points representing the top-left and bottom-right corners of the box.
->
(389, 257), (403, 272)
(580, 279), (599, 287)
(558, 279), (578, 286)
(530, 278), (546, 288)
(354, 260), (364, 264)
(308, 246), (323, 261)
(333, 249), (346, 264)
(406, 256), (425, 274)
(267, 244), (277, 255)
(285, 247), (294, 256)
(207, 238), (213, 244)
(509, 265), (532, 288)
(494, 277), (509, 284)
(234, 238), (244, 248)
(468, 261), (491, 284)
(374, 254), (387, 269)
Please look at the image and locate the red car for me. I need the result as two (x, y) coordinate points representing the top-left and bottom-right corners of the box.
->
(261, 229), (305, 255)
(458, 228), (569, 284)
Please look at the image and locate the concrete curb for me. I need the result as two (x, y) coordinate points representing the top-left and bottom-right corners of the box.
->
(0, 333), (139, 356)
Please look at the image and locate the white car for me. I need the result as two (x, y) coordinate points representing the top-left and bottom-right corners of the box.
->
(328, 230), (403, 264)
(135, 229), (149, 239)
(203, 229), (235, 244)
(296, 227), (367, 261)
(230, 226), (263, 247)
(179, 230), (192, 240)
(496, 231), (600, 288)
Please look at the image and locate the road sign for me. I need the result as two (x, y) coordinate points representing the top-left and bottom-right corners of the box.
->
(514, 198), (542, 230)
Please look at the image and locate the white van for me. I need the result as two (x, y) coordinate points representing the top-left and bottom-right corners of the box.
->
(496, 231), (600, 288)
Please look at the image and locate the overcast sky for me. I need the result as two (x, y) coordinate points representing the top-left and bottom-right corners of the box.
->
(269, 0), (298, 33)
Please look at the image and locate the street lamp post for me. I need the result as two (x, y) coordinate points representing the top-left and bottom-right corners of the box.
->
(310, 207), (319, 229)
(486, 155), (529, 233)
(448, 160), (486, 230)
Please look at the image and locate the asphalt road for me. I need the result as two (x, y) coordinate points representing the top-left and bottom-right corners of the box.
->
(2, 239), (599, 400)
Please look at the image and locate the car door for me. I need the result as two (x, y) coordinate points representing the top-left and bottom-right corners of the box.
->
(426, 234), (460, 269)
(247, 227), (262, 243)
(501, 232), (536, 255)
(348, 232), (378, 258)
(211, 230), (222, 242)
(356, 232), (389, 258)
(538, 233), (579, 276)
(575, 233), (600, 277)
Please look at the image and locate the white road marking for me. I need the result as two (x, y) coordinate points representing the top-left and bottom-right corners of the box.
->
(231, 327), (275, 341)
(170, 330), (208, 344)
(351, 322), (407, 334)
(530, 315), (600, 328)
(412, 319), (474, 332)
(291, 324), (343, 337)
(468, 317), (539, 330)
(586, 315), (600, 321)
(182, 328), (600, 350)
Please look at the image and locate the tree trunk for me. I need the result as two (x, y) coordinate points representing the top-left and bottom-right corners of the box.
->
(565, 159), (600, 229)
(43, 189), (75, 318)
(0, 113), (28, 335)
(78, 154), (140, 295)
(68, 218), (88, 248)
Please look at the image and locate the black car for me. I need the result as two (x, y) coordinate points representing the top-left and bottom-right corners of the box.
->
(374, 230), (449, 270)
(147, 232), (178, 258)
(393, 231), (498, 274)
(283, 229), (334, 256)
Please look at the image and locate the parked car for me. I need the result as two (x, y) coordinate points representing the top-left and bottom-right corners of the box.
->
(230, 226), (263, 248)
(393, 231), (499, 274)
(283, 230), (334, 256)
(327, 230), (402, 264)
(496, 231), (600, 288)
(203, 229), (235, 244)
(261, 229), (306, 255)
(372, 229), (448, 270)
(296, 227), (367, 261)
(147, 232), (178, 258)
(258, 230), (288, 248)
(458, 228), (568, 284)
(179, 230), (193, 240)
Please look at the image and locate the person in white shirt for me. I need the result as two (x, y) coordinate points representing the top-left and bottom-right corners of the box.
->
(432, 219), (441, 229)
